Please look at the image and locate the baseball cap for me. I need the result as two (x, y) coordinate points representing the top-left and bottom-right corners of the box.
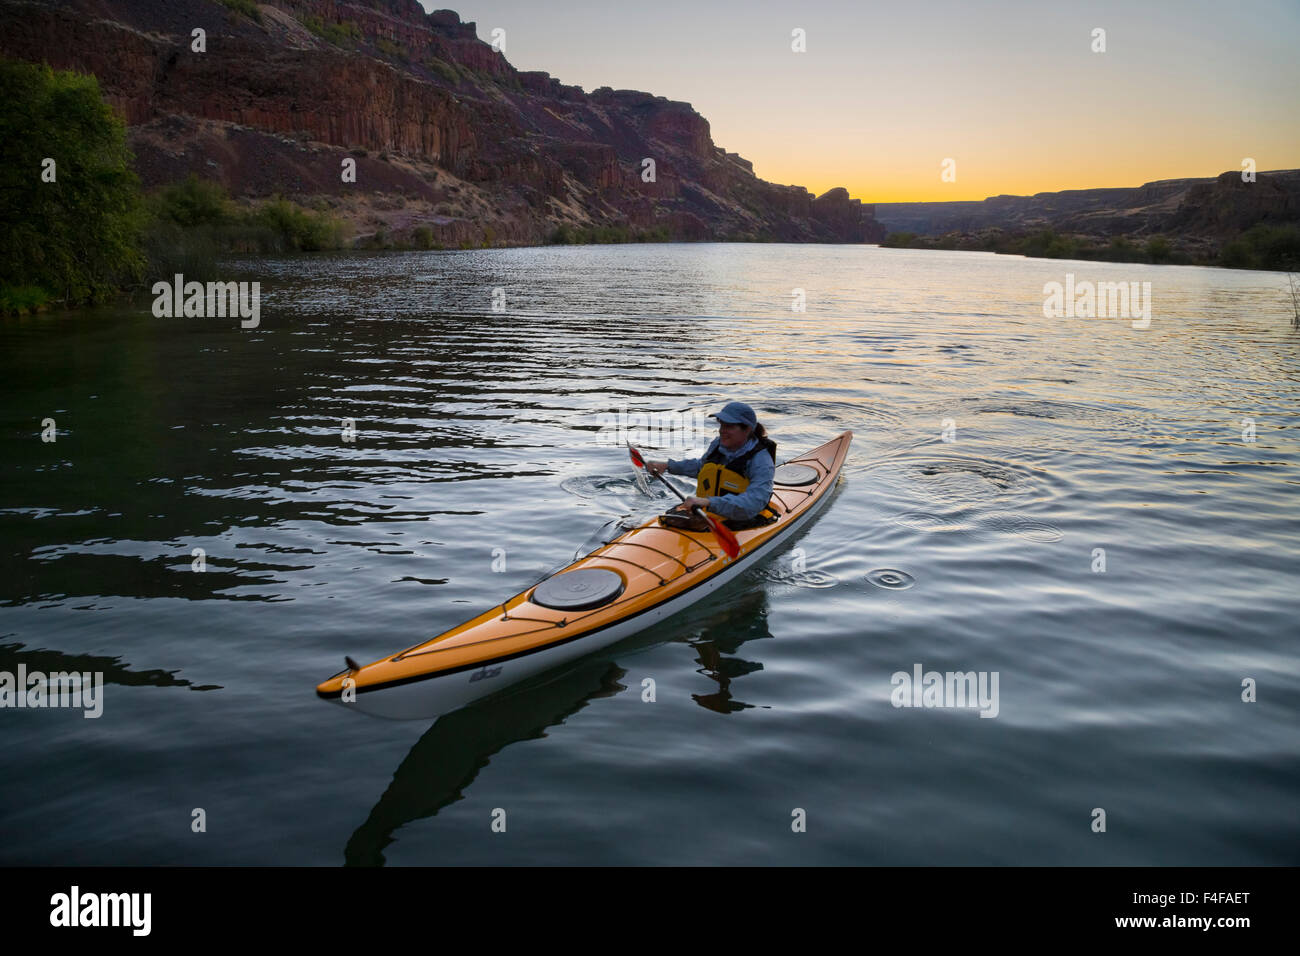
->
(710, 401), (757, 428)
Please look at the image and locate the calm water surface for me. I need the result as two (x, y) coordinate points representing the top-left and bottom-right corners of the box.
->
(1, 244), (1297, 865)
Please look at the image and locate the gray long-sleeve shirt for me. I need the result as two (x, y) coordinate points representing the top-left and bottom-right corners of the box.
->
(666, 435), (775, 520)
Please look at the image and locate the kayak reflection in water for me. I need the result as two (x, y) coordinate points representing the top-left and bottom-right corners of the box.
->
(646, 401), (779, 532)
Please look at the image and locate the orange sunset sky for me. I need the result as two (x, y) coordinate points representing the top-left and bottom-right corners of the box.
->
(423, 0), (1300, 202)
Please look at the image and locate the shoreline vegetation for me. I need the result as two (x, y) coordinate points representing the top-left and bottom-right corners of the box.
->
(2, 58), (1297, 317)
(882, 225), (1300, 272)
(1, 60), (354, 315)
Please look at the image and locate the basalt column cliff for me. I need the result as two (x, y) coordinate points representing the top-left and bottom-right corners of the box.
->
(0, 0), (886, 247)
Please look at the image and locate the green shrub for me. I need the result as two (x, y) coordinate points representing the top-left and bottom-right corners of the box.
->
(0, 59), (145, 306)
(219, 0), (261, 22)
(412, 225), (434, 249)
(1217, 237), (1251, 268)
(150, 173), (228, 228)
(1145, 236), (1172, 264)
(1103, 236), (1137, 261)
(1243, 224), (1297, 270)
(142, 220), (221, 280)
(142, 179), (345, 261)
(210, 220), (281, 255)
(882, 231), (918, 248)
(548, 223), (673, 245)
(376, 38), (407, 60)
(253, 197), (347, 252)
(301, 15), (362, 46)
(0, 285), (54, 315)
(1216, 223), (1300, 270)
(1012, 229), (1080, 260)
(357, 228), (391, 250)
(427, 59), (460, 84)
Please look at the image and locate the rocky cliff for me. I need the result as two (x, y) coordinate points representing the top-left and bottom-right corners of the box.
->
(0, 0), (886, 247)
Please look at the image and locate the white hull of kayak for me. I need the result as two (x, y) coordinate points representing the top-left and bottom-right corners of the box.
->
(331, 475), (840, 721)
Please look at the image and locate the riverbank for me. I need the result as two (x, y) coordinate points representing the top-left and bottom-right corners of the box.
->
(882, 223), (1300, 272)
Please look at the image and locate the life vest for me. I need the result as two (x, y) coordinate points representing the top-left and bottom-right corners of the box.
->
(696, 436), (779, 525)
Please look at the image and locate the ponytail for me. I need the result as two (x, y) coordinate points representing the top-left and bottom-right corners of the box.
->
(752, 422), (776, 462)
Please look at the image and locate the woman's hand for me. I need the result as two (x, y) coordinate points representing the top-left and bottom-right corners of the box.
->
(647, 460), (668, 476)
(682, 496), (711, 512)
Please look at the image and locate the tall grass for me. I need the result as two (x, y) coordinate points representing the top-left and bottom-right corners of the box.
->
(142, 175), (348, 279)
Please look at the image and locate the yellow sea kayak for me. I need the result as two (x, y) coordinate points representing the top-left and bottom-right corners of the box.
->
(317, 430), (852, 719)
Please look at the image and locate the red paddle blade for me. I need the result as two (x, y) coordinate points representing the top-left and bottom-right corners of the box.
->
(706, 516), (741, 559)
(628, 445), (646, 468)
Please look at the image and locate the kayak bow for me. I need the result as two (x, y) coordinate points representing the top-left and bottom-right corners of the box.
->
(317, 430), (852, 719)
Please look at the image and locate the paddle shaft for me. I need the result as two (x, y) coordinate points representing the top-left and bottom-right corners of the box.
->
(629, 445), (739, 558)
(645, 462), (691, 504)
(633, 450), (706, 513)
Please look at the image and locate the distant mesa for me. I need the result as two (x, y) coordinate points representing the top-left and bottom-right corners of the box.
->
(872, 170), (1300, 267)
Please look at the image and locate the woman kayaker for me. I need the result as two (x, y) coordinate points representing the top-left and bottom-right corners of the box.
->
(646, 401), (778, 530)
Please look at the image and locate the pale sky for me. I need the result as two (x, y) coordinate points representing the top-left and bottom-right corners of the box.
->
(418, 0), (1300, 202)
